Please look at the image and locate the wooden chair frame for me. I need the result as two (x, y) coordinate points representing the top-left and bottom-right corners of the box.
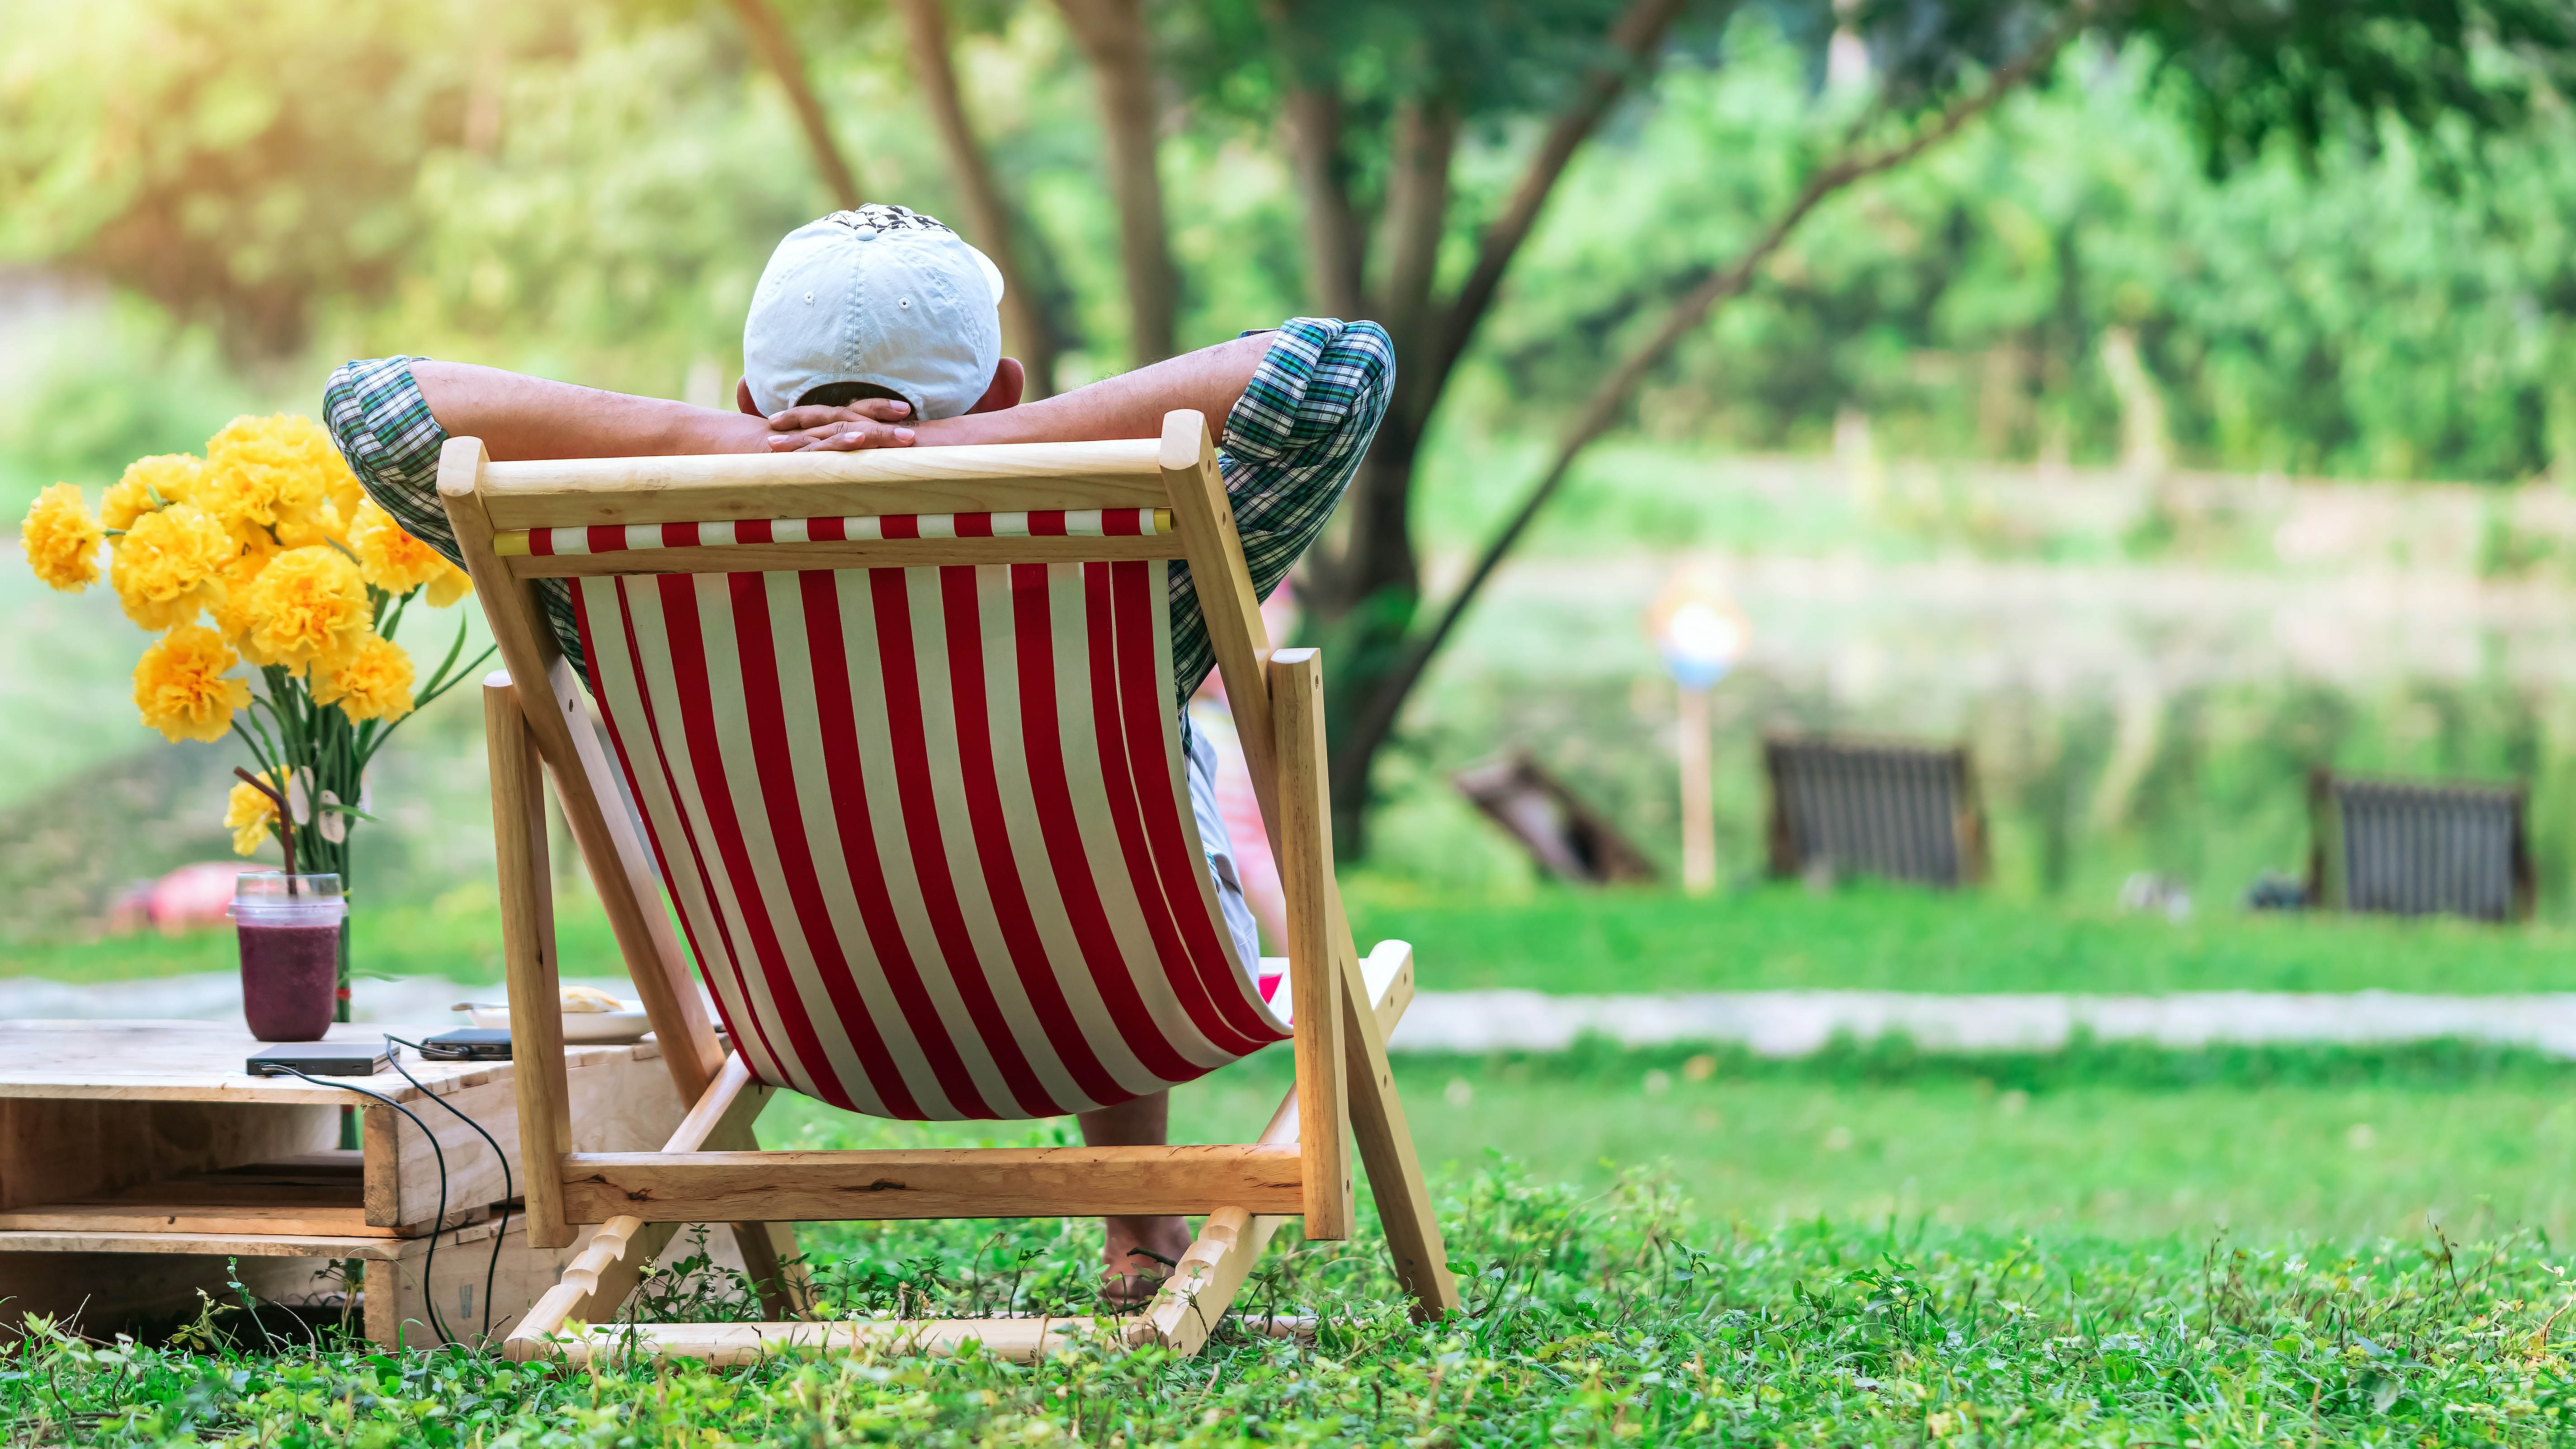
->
(438, 411), (1457, 1362)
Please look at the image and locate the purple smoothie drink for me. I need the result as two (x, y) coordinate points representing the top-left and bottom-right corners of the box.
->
(231, 873), (345, 1043)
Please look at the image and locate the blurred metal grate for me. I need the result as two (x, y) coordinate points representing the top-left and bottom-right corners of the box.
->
(1764, 733), (1987, 889)
(2307, 769), (2530, 921)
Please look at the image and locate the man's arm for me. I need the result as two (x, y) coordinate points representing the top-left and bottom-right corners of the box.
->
(411, 333), (1269, 461)
(764, 333), (1274, 451)
(406, 362), (797, 460)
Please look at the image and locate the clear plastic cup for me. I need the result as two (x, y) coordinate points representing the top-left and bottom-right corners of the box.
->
(230, 873), (346, 1043)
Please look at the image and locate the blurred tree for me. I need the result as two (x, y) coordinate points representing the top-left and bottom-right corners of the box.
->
(1128, 0), (2576, 849)
(728, 0), (868, 209)
(0, 0), (480, 358)
(1056, 0), (1186, 363)
(14, 0), (2576, 858)
(896, 0), (1067, 392)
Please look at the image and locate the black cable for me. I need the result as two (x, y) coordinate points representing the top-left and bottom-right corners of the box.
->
(265, 1065), (455, 1348)
(380, 1035), (512, 1344)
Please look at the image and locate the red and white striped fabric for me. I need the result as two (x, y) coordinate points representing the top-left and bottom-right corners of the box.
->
(505, 508), (1169, 558)
(569, 559), (1291, 1120)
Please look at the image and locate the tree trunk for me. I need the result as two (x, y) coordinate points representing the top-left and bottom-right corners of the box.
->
(894, 0), (1062, 396)
(1413, 0), (1689, 432)
(1278, 84), (1366, 320)
(1328, 13), (2086, 812)
(1056, 0), (1181, 365)
(1295, 0), (1680, 855)
(1369, 98), (1455, 368)
(727, 0), (864, 210)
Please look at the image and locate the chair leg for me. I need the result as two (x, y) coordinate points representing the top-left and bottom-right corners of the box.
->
(486, 678), (576, 1250)
(564, 1219), (679, 1327)
(729, 1222), (806, 1318)
(1338, 948), (1461, 1322)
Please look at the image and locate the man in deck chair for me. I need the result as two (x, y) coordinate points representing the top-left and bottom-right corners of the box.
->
(321, 204), (1389, 1303)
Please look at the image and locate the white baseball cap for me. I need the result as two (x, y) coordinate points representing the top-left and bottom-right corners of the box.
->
(742, 205), (1007, 421)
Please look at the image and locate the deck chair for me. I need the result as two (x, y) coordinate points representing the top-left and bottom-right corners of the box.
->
(437, 412), (1457, 1364)
(1764, 732), (1989, 889)
(2307, 768), (2532, 922)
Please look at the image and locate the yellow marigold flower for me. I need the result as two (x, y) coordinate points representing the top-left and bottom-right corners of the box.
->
(103, 454), (208, 530)
(225, 769), (284, 856)
(424, 561), (473, 607)
(202, 414), (348, 540)
(312, 632), (416, 722)
(109, 502), (234, 630)
(22, 483), (104, 591)
(237, 544), (370, 673)
(133, 624), (250, 743)
(347, 500), (451, 595)
(208, 546), (273, 642)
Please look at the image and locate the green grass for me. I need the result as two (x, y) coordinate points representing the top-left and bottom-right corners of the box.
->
(14, 1149), (2576, 1444)
(762, 1040), (2576, 1247)
(16, 879), (2576, 996)
(1344, 878), (2576, 995)
(17, 1046), (2576, 1442)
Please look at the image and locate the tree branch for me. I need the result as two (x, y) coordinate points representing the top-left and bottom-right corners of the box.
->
(727, 0), (863, 210)
(894, 0), (1062, 395)
(1334, 12), (2085, 786)
(1414, 0), (1689, 428)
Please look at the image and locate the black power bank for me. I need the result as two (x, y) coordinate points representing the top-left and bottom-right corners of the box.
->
(246, 1043), (390, 1076)
(419, 1028), (513, 1062)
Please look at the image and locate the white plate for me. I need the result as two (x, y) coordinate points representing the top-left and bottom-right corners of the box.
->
(463, 1002), (652, 1044)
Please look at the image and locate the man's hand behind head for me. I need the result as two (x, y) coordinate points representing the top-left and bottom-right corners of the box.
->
(746, 356), (1023, 453)
(760, 396), (919, 453)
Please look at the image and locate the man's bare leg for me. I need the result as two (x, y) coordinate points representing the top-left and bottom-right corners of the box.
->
(1077, 1091), (1194, 1304)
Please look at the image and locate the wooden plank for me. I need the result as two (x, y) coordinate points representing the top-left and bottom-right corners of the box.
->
(85, 1169), (356, 1208)
(0, 1095), (337, 1214)
(664, 1053), (758, 1153)
(487, 677), (576, 1249)
(371, 1213), (748, 1350)
(476, 441), (1165, 529)
(508, 534), (1183, 578)
(363, 1048), (696, 1227)
(0, 1022), (488, 1104)
(1142, 935), (1426, 1353)
(642, 1056), (804, 1319)
(0, 1202), (451, 1238)
(506, 1212), (649, 1354)
(557, 1145), (1305, 1224)
(1130, 1205), (1274, 1355)
(441, 439), (726, 1102)
(512, 953), (1425, 1362)
(0, 1228), (411, 1259)
(0, 1152), (477, 1240)
(1161, 411), (1282, 842)
(1269, 648), (1352, 1241)
(1337, 941), (1460, 1321)
(528, 1315), (1108, 1367)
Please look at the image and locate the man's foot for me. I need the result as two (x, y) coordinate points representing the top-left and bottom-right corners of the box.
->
(1101, 1213), (1195, 1307)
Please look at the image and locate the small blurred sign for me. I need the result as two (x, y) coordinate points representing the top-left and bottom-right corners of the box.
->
(1645, 567), (1749, 689)
(1646, 566), (1750, 893)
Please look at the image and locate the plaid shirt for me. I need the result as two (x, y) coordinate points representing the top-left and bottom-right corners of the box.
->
(321, 317), (1391, 712)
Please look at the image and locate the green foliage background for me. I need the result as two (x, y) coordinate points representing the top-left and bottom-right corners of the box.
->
(8, 2), (2576, 491)
(9, 0), (2576, 923)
